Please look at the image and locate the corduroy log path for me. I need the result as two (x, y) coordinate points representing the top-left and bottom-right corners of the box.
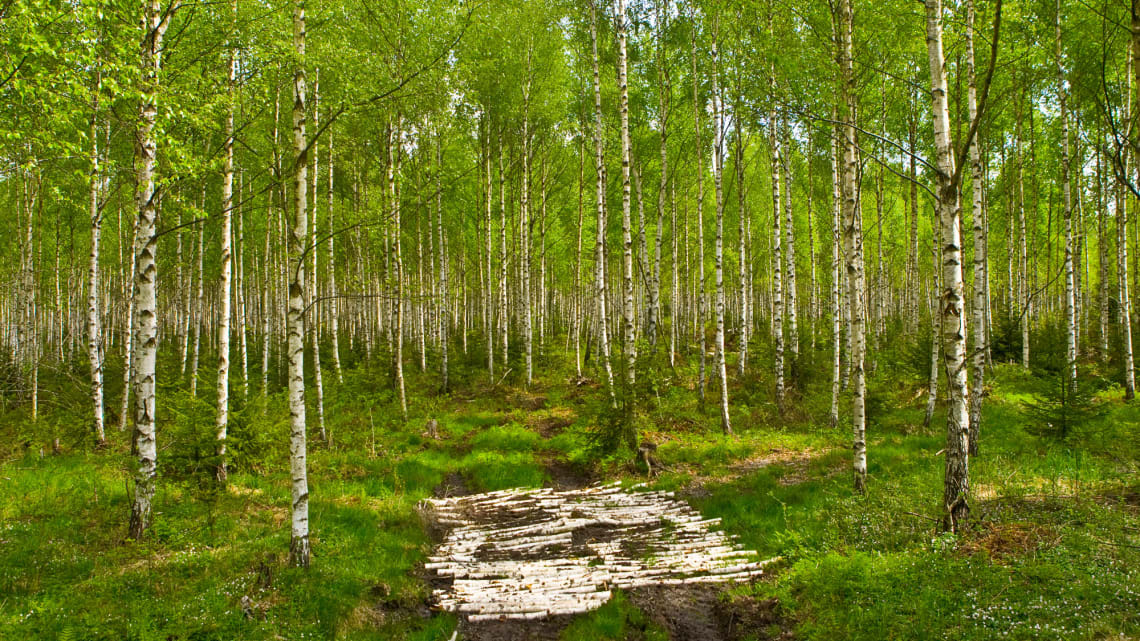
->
(420, 482), (777, 622)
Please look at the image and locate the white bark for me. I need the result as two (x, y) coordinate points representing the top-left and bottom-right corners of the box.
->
(783, 121), (799, 364)
(925, 0), (971, 531)
(736, 93), (748, 376)
(328, 132), (343, 383)
(711, 26), (731, 434)
(437, 137), (449, 393)
(617, 0), (636, 391)
(87, 73), (105, 447)
(1119, 181), (1136, 399)
(522, 57), (534, 386)
(288, 0), (311, 567)
(691, 12), (707, 399)
(310, 70), (326, 441)
(829, 113), (841, 428)
(1057, 0), (1077, 388)
(769, 90), (785, 411)
(590, 2), (616, 403)
(966, 0), (985, 456)
(390, 122), (408, 419)
(216, 12), (236, 483)
(129, 0), (173, 540)
(839, 0), (866, 493)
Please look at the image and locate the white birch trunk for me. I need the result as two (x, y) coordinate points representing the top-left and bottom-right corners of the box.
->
(328, 131), (343, 383)
(590, 1), (616, 403)
(769, 85), (785, 411)
(925, 0), (971, 531)
(129, 0), (172, 540)
(839, 0), (866, 493)
(522, 59), (534, 387)
(617, 0), (637, 391)
(829, 114), (841, 428)
(966, 0), (986, 456)
(216, 14), (236, 483)
(782, 121), (799, 364)
(288, 0), (311, 567)
(310, 71), (326, 441)
(1057, 0), (1077, 388)
(711, 29), (731, 434)
(691, 13), (707, 399)
(87, 76), (106, 447)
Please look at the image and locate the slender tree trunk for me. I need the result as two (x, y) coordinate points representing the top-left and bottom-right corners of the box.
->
(189, 208), (204, 397)
(119, 211), (138, 434)
(650, 0), (669, 349)
(783, 120), (799, 365)
(1097, 143), (1109, 359)
(736, 93), (748, 376)
(310, 70), (326, 441)
(575, 138), (585, 377)
(966, 0), (986, 456)
(691, 13), (707, 400)
(437, 136), (449, 393)
(671, 180), (679, 368)
(925, 0), (972, 532)
(806, 130), (818, 350)
(87, 71), (106, 448)
(522, 56), (534, 386)
(1057, 0), (1077, 389)
(617, 0), (637, 392)
(925, 220), (943, 428)
(1119, 180), (1136, 399)
(829, 112), (842, 428)
(215, 11), (236, 483)
(484, 119), (495, 383)
(238, 172), (249, 398)
(128, 0), (173, 541)
(498, 131), (509, 370)
(590, 1), (615, 403)
(327, 131), (342, 383)
(1017, 97), (1030, 368)
(711, 26), (732, 434)
(839, 0), (867, 493)
(770, 65), (786, 411)
(390, 122), (407, 418)
(908, 109), (920, 331)
(287, 0), (311, 567)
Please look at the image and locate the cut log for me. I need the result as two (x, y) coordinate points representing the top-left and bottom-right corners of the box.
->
(421, 482), (778, 623)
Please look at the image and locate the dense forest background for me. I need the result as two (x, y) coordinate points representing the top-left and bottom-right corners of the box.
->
(2, 0), (1139, 639)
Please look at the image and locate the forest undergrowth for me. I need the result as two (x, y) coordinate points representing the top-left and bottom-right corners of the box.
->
(1, 338), (1138, 641)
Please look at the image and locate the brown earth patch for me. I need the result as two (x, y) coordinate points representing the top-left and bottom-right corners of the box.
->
(510, 392), (548, 411)
(665, 447), (832, 491)
(1100, 484), (1140, 510)
(543, 457), (594, 490)
(527, 406), (575, 438)
(960, 521), (1058, 562)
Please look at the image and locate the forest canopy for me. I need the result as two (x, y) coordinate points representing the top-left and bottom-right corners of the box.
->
(2, 0), (1140, 638)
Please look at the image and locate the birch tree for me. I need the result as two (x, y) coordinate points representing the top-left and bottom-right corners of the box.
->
(287, 0), (311, 567)
(86, 61), (105, 448)
(215, 0), (237, 483)
(617, 0), (637, 391)
(711, 19), (731, 434)
(966, 0), (986, 456)
(590, 1), (616, 402)
(128, 0), (175, 541)
(1057, 0), (1077, 389)
(922, 0), (1001, 531)
(838, 0), (866, 493)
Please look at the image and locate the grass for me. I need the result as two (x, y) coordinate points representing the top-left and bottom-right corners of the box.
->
(1, 346), (1138, 640)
